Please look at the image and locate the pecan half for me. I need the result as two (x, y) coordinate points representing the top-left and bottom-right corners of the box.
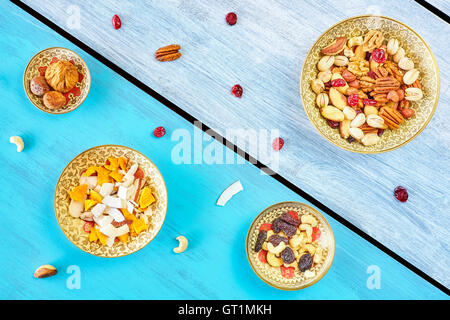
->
(155, 44), (181, 62)
(379, 106), (404, 129)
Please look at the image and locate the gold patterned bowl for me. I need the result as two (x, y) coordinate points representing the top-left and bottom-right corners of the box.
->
(54, 145), (168, 257)
(300, 15), (440, 153)
(24, 47), (91, 114)
(246, 202), (335, 290)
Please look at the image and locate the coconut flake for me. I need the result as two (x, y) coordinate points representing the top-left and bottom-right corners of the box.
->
(216, 180), (243, 206)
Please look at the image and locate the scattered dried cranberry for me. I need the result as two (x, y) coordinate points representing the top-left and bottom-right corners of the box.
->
(363, 99), (377, 106)
(347, 136), (355, 143)
(280, 266), (295, 279)
(112, 15), (122, 29)
(377, 129), (385, 137)
(367, 71), (377, 80)
(331, 79), (346, 87)
(272, 137), (284, 151)
(134, 168), (145, 179)
(225, 12), (237, 25)
(153, 126), (166, 138)
(348, 94), (359, 107)
(371, 48), (386, 64)
(312, 227), (321, 242)
(394, 186), (408, 202)
(231, 84), (243, 98)
(259, 223), (272, 232)
(327, 120), (340, 129)
(258, 249), (267, 263)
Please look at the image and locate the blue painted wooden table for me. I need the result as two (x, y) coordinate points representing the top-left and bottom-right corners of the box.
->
(0, 1), (447, 299)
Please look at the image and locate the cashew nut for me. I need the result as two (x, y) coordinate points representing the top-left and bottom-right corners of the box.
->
(9, 136), (24, 152)
(301, 214), (318, 227)
(267, 241), (286, 255)
(173, 235), (188, 253)
(300, 224), (313, 238)
(304, 244), (316, 255)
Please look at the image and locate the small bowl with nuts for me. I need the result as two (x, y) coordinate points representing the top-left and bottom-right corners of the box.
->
(246, 202), (335, 290)
(300, 15), (439, 153)
(24, 47), (91, 114)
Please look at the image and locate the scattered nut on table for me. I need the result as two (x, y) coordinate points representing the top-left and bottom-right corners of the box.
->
(9, 136), (24, 152)
(34, 264), (57, 278)
(173, 235), (188, 253)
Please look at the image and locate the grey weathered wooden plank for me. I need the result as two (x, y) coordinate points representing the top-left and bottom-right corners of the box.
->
(21, 0), (450, 287)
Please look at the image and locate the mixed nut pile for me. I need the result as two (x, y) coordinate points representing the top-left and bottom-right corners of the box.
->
(254, 210), (325, 279)
(311, 29), (423, 146)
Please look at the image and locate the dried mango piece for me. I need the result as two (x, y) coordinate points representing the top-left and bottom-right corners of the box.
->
(96, 167), (111, 186)
(89, 190), (103, 202)
(118, 157), (128, 171)
(83, 166), (98, 177)
(121, 208), (137, 221)
(96, 228), (108, 246)
(104, 157), (119, 171)
(84, 199), (97, 211)
(139, 187), (155, 209)
(109, 170), (124, 182)
(118, 233), (129, 243)
(69, 184), (88, 202)
(132, 218), (148, 235)
(89, 227), (99, 242)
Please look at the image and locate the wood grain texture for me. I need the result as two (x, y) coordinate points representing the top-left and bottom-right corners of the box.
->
(20, 0), (450, 288)
(0, 1), (447, 299)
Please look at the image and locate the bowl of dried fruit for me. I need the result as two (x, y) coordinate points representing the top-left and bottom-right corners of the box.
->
(54, 145), (167, 257)
(300, 15), (439, 153)
(24, 47), (91, 114)
(246, 202), (335, 290)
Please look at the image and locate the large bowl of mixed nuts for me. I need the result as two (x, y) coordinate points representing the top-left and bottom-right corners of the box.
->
(300, 15), (439, 153)
(246, 202), (335, 290)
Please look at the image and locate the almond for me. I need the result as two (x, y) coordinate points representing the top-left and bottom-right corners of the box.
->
(321, 37), (346, 55)
(320, 105), (345, 122)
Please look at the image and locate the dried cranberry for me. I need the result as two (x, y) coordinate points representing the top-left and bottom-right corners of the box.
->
(347, 94), (359, 107)
(286, 210), (298, 220)
(324, 81), (332, 89)
(363, 99), (377, 106)
(153, 126), (166, 138)
(327, 120), (340, 129)
(331, 79), (346, 87)
(371, 48), (386, 64)
(365, 52), (371, 61)
(225, 12), (237, 25)
(377, 129), (385, 137)
(347, 136), (355, 143)
(258, 250), (267, 263)
(394, 186), (408, 202)
(367, 71), (377, 80)
(259, 223), (272, 232)
(280, 266), (295, 279)
(312, 227), (321, 242)
(272, 137), (284, 151)
(112, 15), (122, 29)
(231, 84), (243, 98)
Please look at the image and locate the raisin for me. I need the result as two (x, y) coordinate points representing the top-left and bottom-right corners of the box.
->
(281, 247), (295, 264)
(272, 218), (297, 237)
(298, 253), (313, 272)
(268, 234), (288, 247)
(280, 212), (300, 227)
(254, 230), (267, 252)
